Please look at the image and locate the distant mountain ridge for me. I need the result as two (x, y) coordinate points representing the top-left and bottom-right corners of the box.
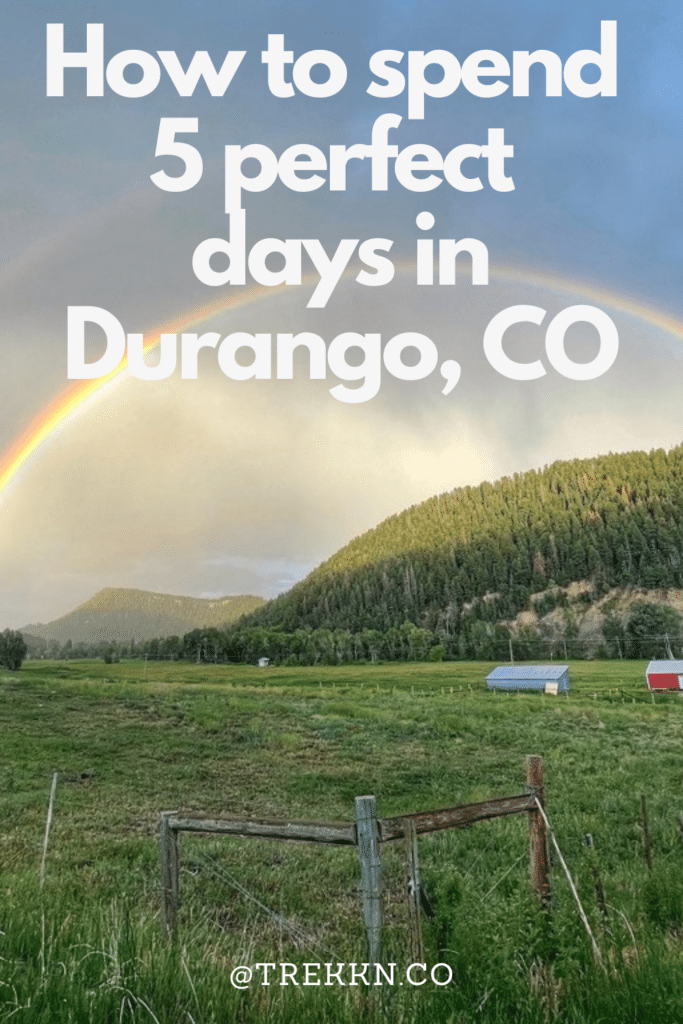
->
(23, 587), (264, 643)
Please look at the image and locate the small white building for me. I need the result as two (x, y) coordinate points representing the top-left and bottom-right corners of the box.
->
(258, 657), (270, 668)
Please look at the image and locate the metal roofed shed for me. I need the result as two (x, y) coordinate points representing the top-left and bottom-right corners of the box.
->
(486, 665), (570, 693)
(646, 660), (683, 691)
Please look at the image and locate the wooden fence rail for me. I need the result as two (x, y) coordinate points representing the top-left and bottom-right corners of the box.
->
(379, 791), (537, 841)
(159, 754), (550, 959)
(162, 814), (356, 845)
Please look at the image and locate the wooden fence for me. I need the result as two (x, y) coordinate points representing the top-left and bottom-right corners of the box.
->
(160, 754), (550, 961)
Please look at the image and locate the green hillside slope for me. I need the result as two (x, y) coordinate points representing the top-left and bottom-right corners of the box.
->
(24, 588), (264, 643)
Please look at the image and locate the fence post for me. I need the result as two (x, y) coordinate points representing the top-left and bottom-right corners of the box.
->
(356, 795), (383, 968)
(526, 755), (551, 907)
(160, 812), (179, 939)
(405, 818), (424, 962)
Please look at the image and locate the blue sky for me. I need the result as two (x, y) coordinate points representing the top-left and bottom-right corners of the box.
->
(1, 0), (682, 626)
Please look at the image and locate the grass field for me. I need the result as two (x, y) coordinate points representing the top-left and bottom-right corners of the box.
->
(2, 658), (683, 1022)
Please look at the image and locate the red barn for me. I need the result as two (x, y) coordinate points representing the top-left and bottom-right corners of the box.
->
(646, 660), (683, 691)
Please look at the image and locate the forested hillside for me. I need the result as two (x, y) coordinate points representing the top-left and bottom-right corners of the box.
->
(23, 587), (264, 644)
(235, 445), (683, 637)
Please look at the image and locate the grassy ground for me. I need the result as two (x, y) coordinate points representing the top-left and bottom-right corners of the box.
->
(2, 658), (683, 1021)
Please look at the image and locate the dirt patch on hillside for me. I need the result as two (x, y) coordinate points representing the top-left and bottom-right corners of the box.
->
(504, 583), (683, 655)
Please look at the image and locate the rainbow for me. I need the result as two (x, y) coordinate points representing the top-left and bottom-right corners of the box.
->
(0, 284), (274, 495)
(1, 263), (682, 498)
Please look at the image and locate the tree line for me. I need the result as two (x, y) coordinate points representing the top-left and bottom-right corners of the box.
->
(20, 601), (683, 666)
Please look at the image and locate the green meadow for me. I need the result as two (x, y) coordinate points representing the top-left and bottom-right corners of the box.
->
(2, 659), (683, 1022)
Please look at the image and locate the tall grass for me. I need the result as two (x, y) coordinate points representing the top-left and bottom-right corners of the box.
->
(6, 878), (683, 1022)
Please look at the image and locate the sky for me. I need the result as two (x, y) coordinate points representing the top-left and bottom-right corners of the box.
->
(1, 0), (682, 628)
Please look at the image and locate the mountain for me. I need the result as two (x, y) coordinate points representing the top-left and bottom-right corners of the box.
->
(23, 587), (265, 644)
(233, 444), (683, 638)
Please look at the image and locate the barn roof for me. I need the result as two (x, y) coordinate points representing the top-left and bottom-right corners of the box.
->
(486, 665), (569, 681)
(646, 660), (683, 674)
